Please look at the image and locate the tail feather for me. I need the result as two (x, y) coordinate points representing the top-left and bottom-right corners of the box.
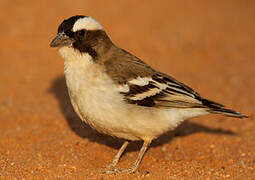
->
(208, 108), (248, 118)
(201, 98), (224, 108)
(201, 98), (248, 118)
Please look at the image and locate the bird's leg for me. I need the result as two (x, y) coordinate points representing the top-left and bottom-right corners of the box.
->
(106, 141), (129, 169)
(121, 140), (151, 173)
(103, 140), (151, 174)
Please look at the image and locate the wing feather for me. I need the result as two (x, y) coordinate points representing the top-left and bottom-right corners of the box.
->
(121, 73), (205, 108)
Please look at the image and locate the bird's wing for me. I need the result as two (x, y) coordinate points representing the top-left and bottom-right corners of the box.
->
(104, 50), (223, 108)
(122, 72), (205, 108)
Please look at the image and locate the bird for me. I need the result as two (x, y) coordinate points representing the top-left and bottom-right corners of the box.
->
(50, 15), (247, 174)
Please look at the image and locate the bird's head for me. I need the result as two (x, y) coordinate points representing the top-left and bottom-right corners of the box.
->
(50, 15), (112, 59)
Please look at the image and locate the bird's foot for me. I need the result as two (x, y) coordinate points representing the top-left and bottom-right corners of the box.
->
(105, 158), (119, 169)
(102, 167), (136, 174)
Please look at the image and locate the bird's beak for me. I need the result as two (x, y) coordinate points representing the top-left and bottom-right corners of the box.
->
(50, 32), (73, 48)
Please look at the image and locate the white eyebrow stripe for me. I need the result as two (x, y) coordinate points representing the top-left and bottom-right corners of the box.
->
(72, 17), (103, 31)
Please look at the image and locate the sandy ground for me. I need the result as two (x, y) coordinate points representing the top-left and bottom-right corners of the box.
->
(0, 0), (255, 179)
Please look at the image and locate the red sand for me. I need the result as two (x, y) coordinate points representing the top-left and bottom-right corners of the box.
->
(0, 0), (254, 179)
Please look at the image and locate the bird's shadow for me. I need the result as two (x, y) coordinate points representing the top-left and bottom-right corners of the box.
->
(48, 75), (236, 152)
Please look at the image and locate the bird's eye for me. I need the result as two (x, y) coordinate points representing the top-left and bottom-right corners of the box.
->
(65, 30), (74, 37)
(77, 30), (85, 37)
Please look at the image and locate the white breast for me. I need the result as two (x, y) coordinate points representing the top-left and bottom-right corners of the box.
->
(59, 47), (137, 138)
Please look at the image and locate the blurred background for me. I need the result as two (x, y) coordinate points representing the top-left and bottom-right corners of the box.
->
(0, 0), (254, 179)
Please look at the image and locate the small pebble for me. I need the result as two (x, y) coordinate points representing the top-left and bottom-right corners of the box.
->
(161, 146), (167, 152)
(209, 144), (215, 148)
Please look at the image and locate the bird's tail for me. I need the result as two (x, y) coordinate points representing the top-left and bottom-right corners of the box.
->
(201, 98), (248, 118)
(208, 108), (248, 118)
